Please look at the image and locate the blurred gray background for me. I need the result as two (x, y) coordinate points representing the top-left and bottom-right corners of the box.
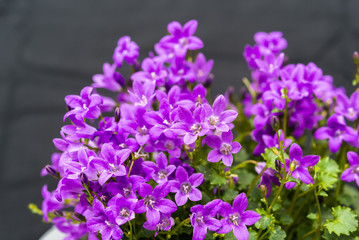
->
(1, 0), (358, 239)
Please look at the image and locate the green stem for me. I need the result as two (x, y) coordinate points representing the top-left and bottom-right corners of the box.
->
(335, 144), (348, 200)
(267, 131), (287, 214)
(283, 99), (289, 137)
(288, 183), (302, 214)
(247, 166), (267, 196)
(258, 228), (271, 240)
(231, 160), (258, 172)
(298, 227), (318, 240)
(128, 221), (133, 240)
(314, 185), (322, 238)
(127, 160), (134, 178)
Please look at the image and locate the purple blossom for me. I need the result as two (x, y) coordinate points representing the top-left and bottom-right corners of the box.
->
(169, 166), (204, 206)
(128, 80), (156, 108)
(135, 182), (177, 226)
(190, 199), (223, 240)
(341, 151), (359, 186)
(172, 106), (209, 145)
(160, 20), (203, 57)
(254, 31), (287, 55)
(314, 114), (357, 153)
(205, 131), (241, 167)
(189, 52), (214, 83)
(217, 193), (261, 240)
(107, 175), (144, 199)
(335, 91), (359, 121)
(64, 86), (103, 122)
(87, 199), (123, 240)
(243, 45), (261, 69)
(204, 95), (238, 132)
(113, 36), (139, 67)
(262, 130), (292, 151)
(255, 53), (284, 79)
(92, 63), (124, 91)
(143, 213), (175, 236)
(255, 163), (280, 197)
(142, 152), (176, 183)
(41, 185), (63, 221)
(131, 57), (167, 86)
(285, 143), (320, 189)
(107, 194), (137, 226)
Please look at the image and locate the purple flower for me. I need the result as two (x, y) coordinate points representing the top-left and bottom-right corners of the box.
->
(243, 45), (261, 69)
(142, 152), (176, 183)
(172, 106), (209, 145)
(262, 130), (292, 151)
(314, 114), (357, 153)
(169, 166), (203, 206)
(285, 143), (320, 189)
(217, 193), (261, 240)
(189, 53), (214, 83)
(91, 143), (129, 185)
(135, 182), (177, 225)
(341, 151), (359, 186)
(107, 194), (137, 226)
(41, 185), (63, 221)
(64, 86), (103, 122)
(128, 80), (156, 108)
(131, 57), (167, 86)
(160, 20), (203, 57)
(254, 31), (287, 55)
(255, 53), (284, 79)
(143, 213), (175, 236)
(87, 199), (123, 240)
(204, 95), (238, 132)
(92, 63), (124, 91)
(205, 131), (241, 167)
(335, 91), (359, 121)
(113, 36), (139, 67)
(107, 175), (144, 199)
(190, 199), (223, 240)
(255, 163), (280, 197)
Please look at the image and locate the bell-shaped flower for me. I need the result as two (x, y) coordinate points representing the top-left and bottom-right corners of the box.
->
(205, 131), (241, 167)
(217, 193), (261, 240)
(341, 151), (359, 186)
(335, 91), (359, 121)
(188, 53), (214, 83)
(255, 163), (280, 197)
(142, 152), (176, 183)
(135, 182), (177, 226)
(92, 63), (124, 92)
(143, 213), (175, 237)
(254, 31), (287, 55)
(169, 166), (204, 206)
(113, 36), (139, 67)
(314, 114), (357, 153)
(131, 57), (167, 86)
(107, 194), (137, 226)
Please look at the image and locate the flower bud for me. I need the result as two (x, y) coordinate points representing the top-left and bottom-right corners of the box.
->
(114, 107), (121, 122)
(353, 51), (359, 60)
(114, 72), (125, 86)
(275, 159), (282, 171)
(73, 212), (86, 222)
(270, 115), (280, 131)
(45, 165), (58, 178)
(53, 210), (63, 217)
(259, 184), (267, 197)
(204, 73), (214, 88)
(80, 173), (88, 186)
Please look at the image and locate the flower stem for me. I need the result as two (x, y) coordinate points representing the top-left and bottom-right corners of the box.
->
(128, 221), (133, 240)
(288, 183), (302, 214)
(283, 99), (289, 137)
(267, 131), (287, 213)
(335, 143), (348, 201)
(127, 159), (134, 178)
(247, 166), (267, 196)
(313, 184), (322, 238)
(231, 160), (258, 172)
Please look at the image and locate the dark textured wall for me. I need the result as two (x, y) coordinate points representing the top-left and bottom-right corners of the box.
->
(0, 0), (358, 239)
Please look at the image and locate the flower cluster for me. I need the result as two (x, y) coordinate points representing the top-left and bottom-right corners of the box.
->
(34, 20), (359, 240)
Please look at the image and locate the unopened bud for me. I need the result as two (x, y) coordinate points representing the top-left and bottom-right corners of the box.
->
(290, 162), (297, 173)
(80, 173), (88, 186)
(66, 105), (73, 111)
(114, 72), (125, 86)
(73, 212), (86, 222)
(353, 51), (359, 60)
(204, 73), (214, 88)
(260, 184), (267, 197)
(308, 166), (314, 175)
(271, 148), (279, 156)
(53, 210), (63, 217)
(114, 107), (121, 122)
(133, 60), (141, 72)
(275, 159), (282, 171)
(45, 165), (58, 178)
(270, 115), (280, 131)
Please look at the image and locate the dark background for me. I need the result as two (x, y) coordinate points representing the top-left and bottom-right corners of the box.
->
(1, 0), (358, 239)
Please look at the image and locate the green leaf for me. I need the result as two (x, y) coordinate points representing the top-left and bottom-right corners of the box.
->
(315, 157), (339, 190)
(324, 206), (358, 236)
(224, 231), (236, 240)
(223, 189), (239, 202)
(319, 190), (328, 197)
(255, 210), (273, 229)
(210, 171), (227, 185)
(236, 170), (255, 190)
(323, 229), (359, 240)
(307, 212), (317, 220)
(269, 225), (286, 240)
(233, 148), (249, 165)
(248, 228), (258, 240)
(261, 148), (278, 169)
(280, 213), (293, 225)
(341, 185), (359, 215)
